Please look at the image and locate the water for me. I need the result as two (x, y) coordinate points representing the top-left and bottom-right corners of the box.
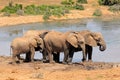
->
(0, 18), (120, 63)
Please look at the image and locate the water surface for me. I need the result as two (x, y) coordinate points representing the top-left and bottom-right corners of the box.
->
(0, 18), (120, 63)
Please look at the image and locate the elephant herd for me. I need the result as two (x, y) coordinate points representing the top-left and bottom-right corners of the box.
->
(10, 30), (106, 64)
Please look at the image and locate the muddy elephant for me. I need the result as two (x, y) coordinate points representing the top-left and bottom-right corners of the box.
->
(10, 36), (44, 63)
(40, 30), (86, 64)
(23, 30), (49, 62)
(79, 30), (106, 61)
(53, 30), (106, 63)
(67, 30), (106, 63)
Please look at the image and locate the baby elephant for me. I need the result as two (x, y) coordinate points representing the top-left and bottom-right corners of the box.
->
(10, 36), (44, 64)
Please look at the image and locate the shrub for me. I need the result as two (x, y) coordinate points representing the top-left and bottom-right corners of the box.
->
(1, 4), (22, 13)
(43, 8), (51, 20)
(109, 4), (120, 12)
(16, 9), (24, 15)
(24, 4), (37, 15)
(74, 4), (84, 10)
(3, 12), (11, 16)
(98, 0), (120, 6)
(61, 0), (74, 5)
(93, 9), (102, 16)
(77, 0), (87, 4)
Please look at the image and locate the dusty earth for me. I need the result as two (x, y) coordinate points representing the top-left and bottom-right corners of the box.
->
(0, 0), (120, 80)
(0, 56), (120, 80)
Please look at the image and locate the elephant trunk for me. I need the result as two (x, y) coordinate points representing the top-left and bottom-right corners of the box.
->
(99, 44), (106, 51)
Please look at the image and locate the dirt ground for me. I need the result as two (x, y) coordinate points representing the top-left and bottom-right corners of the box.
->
(0, 56), (120, 80)
(0, 0), (120, 80)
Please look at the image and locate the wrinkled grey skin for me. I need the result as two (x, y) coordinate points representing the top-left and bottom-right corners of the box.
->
(53, 30), (106, 63)
(40, 30), (86, 64)
(11, 36), (44, 63)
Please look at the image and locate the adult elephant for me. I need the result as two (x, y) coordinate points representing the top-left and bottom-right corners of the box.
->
(79, 30), (106, 61)
(53, 30), (106, 63)
(40, 30), (86, 64)
(11, 36), (44, 64)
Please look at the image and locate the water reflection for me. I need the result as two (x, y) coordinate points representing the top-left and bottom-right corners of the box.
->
(0, 18), (120, 62)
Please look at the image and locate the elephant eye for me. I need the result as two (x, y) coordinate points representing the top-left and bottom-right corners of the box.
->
(96, 38), (101, 42)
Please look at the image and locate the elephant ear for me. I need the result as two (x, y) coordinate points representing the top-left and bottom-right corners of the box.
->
(66, 33), (78, 48)
(85, 33), (97, 47)
(29, 37), (37, 48)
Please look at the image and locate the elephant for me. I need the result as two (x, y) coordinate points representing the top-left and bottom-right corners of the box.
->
(40, 30), (86, 64)
(10, 36), (44, 63)
(53, 30), (106, 63)
(23, 30), (49, 62)
(78, 30), (106, 62)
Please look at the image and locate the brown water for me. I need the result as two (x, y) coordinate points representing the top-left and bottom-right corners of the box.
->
(0, 18), (120, 62)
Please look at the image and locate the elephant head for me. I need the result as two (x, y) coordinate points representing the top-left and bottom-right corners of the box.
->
(66, 32), (85, 48)
(85, 32), (106, 51)
(31, 36), (44, 52)
(66, 32), (86, 61)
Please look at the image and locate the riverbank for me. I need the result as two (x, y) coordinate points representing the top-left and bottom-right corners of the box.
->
(0, 0), (119, 27)
(0, 56), (120, 80)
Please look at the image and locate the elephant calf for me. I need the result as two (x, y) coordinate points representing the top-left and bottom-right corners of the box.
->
(10, 36), (44, 63)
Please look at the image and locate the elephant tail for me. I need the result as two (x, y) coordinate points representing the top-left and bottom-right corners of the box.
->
(10, 46), (12, 56)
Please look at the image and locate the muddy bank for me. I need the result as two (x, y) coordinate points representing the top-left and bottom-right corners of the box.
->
(0, 56), (120, 70)
(0, 56), (120, 80)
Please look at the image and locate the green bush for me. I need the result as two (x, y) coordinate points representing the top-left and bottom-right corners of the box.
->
(74, 4), (84, 10)
(1, 4), (23, 13)
(109, 4), (120, 12)
(93, 9), (102, 16)
(24, 4), (37, 15)
(43, 9), (51, 20)
(77, 0), (87, 4)
(61, 0), (74, 5)
(98, 0), (120, 6)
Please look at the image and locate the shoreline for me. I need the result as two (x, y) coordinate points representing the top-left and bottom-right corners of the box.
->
(0, 10), (119, 27)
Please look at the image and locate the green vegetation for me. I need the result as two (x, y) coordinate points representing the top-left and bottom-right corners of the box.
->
(77, 0), (87, 4)
(109, 4), (120, 12)
(74, 3), (85, 10)
(98, 0), (120, 6)
(0, 0), (87, 20)
(93, 9), (102, 16)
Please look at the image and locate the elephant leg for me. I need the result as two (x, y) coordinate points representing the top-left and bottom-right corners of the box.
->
(25, 52), (31, 62)
(81, 45), (86, 62)
(12, 53), (17, 63)
(30, 47), (35, 62)
(41, 50), (48, 62)
(63, 50), (69, 64)
(53, 52), (60, 63)
(48, 53), (54, 63)
(47, 50), (55, 63)
(67, 51), (74, 64)
(88, 46), (93, 62)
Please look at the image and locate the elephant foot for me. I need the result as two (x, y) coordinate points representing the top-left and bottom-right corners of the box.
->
(68, 62), (73, 65)
(10, 61), (20, 65)
(19, 60), (24, 63)
(82, 58), (86, 62)
(49, 61), (55, 64)
(62, 61), (68, 64)
(88, 60), (93, 62)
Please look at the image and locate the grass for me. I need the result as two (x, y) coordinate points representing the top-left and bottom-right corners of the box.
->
(0, 0), (85, 20)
